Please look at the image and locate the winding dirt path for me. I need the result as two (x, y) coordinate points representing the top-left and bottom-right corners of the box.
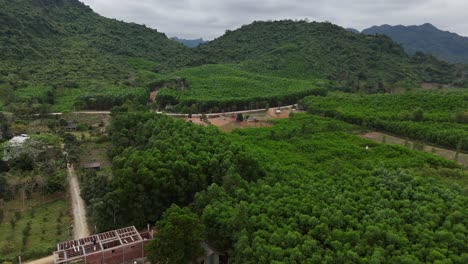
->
(67, 164), (90, 239)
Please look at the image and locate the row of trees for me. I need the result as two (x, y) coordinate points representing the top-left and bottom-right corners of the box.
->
(304, 91), (468, 150)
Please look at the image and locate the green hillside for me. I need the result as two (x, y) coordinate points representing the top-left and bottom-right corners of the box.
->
(190, 20), (462, 91)
(157, 64), (329, 112)
(0, 0), (187, 100)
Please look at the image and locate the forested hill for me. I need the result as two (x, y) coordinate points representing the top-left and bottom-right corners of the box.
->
(363, 23), (468, 64)
(0, 0), (189, 87)
(189, 20), (463, 91)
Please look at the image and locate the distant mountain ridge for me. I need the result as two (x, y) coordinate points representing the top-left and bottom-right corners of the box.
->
(171, 37), (208, 48)
(362, 23), (468, 64)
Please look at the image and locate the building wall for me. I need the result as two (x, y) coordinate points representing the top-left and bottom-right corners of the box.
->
(86, 252), (103, 264)
(122, 243), (144, 262)
(103, 246), (124, 264)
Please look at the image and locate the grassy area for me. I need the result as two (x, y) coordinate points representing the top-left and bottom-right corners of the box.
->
(0, 193), (73, 262)
(51, 87), (85, 113)
(79, 141), (112, 169)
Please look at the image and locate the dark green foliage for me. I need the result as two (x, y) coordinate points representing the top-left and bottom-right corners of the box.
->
(88, 111), (263, 230)
(45, 171), (66, 194)
(194, 114), (466, 263)
(236, 113), (244, 122)
(304, 90), (468, 150)
(146, 205), (205, 264)
(74, 86), (149, 110)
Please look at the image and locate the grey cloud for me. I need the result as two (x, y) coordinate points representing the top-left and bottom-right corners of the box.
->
(80, 0), (468, 39)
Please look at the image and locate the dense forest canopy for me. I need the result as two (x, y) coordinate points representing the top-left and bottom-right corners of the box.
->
(83, 111), (467, 263)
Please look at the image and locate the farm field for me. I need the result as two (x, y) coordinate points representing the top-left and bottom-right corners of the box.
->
(304, 90), (468, 151)
(0, 193), (72, 262)
(157, 64), (329, 112)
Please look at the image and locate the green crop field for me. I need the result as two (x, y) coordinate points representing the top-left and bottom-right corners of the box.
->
(304, 90), (468, 151)
(157, 64), (329, 112)
(0, 194), (73, 262)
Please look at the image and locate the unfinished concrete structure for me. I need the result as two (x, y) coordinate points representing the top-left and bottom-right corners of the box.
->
(53, 226), (153, 264)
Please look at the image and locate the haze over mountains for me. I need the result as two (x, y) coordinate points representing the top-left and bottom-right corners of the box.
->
(171, 37), (208, 48)
(362, 23), (468, 64)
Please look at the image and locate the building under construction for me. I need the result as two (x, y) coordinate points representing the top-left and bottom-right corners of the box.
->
(53, 226), (153, 264)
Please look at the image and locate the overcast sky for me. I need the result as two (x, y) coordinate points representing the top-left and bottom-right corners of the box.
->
(80, 0), (468, 40)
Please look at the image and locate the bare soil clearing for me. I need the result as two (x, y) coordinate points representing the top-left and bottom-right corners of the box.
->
(362, 132), (468, 167)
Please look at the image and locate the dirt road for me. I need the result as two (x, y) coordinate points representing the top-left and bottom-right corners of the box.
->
(24, 256), (54, 264)
(67, 164), (90, 239)
(362, 132), (468, 167)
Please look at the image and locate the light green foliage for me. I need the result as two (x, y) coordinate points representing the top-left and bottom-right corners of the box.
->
(146, 205), (205, 264)
(304, 90), (468, 150)
(13, 86), (54, 104)
(158, 64), (328, 112)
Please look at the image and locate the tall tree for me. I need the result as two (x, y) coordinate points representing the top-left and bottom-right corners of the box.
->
(146, 205), (205, 264)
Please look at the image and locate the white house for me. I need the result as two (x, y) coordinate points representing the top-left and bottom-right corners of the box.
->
(2, 134), (30, 161)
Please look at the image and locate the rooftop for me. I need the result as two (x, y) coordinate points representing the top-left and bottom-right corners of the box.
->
(54, 226), (153, 264)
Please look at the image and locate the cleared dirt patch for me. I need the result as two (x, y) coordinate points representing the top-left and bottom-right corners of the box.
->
(362, 132), (468, 167)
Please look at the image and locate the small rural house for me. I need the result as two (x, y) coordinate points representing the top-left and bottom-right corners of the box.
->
(83, 162), (101, 171)
(65, 122), (77, 132)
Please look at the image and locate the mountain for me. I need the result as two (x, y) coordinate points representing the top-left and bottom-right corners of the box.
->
(171, 37), (208, 48)
(188, 20), (461, 91)
(362, 23), (468, 64)
(0, 0), (189, 88)
(346, 28), (360, 34)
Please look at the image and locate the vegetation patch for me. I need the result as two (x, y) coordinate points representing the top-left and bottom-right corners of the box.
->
(304, 90), (468, 150)
(0, 194), (72, 262)
(158, 64), (329, 112)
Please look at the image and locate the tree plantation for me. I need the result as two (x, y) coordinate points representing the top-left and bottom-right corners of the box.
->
(304, 90), (468, 151)
(157, 64), (329, 113)
(78, 110), (467, 263)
